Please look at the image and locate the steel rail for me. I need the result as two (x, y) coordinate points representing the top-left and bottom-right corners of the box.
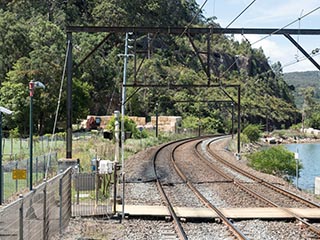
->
(193, 140), (276, 207)
(206, 137), (320, 208)
(170, 137), (249, 240)
(152, 138), (198, 240)
(202, 136), (320, 236)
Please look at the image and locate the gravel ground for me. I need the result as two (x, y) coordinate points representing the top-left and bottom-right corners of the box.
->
(196, 182), (268, 208)
(234, 219), (319, 240)
(125, 182), (162, 205)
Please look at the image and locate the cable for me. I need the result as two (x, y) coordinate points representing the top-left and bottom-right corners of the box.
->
(180, 0), (208, 37)
(219, 6), (320, 80)
(282, 51), (320, 70)
(45, 40), (70, 180)
(251, 6), (320, 46)
(225, 0), (257, 28)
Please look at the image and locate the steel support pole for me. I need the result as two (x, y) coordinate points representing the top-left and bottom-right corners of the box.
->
(284, 33), (320, 71)
(121, 32), (129, 220)
(29, 95), (33, 190)
(155, 104), (158, 138)
(207, 33), (211, 84)
(66, 33), (73, 159)
(19, 194), (23, 240)
(237, 86), (241, 154)
(0, 113), (2, 204)
(231, 103), (234, 139)
(113, 162), (117, 215)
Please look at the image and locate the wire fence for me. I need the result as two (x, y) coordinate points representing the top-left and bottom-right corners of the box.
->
(0, 167), (72, 240)
(2, 152), (58, 203)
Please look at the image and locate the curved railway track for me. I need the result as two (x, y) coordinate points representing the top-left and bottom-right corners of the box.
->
(125, 135), (320, 239)
(152, 137), (195, 240)
(152, 136), (250, 239)
(197, 136), (320, 236)
(169, 137), (249, 240)
(151, 136), (249, 239)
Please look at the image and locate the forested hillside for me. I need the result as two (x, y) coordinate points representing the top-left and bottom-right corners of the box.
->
(284, 71), (320, 108)
(0, 0), (299, 136)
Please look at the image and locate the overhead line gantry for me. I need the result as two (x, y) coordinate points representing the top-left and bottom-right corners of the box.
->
(65, 26), (320, 158)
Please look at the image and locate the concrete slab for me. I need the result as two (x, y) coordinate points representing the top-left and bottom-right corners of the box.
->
(116, 205), (320, 220)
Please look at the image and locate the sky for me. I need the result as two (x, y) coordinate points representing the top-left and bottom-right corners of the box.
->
(196, 0), (320, 73)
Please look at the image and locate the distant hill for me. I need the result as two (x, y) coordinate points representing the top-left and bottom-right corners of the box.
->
(284, 71), (320, 108)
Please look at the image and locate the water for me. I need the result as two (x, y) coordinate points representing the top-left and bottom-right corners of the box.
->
(285, 143), (320, 191)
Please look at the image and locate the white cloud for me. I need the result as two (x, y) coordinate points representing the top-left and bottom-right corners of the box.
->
(235, 35), (290, 60)
(201, 0), (320, 72)
(242, 0), (320, 26)
(234, 34), (320, 72)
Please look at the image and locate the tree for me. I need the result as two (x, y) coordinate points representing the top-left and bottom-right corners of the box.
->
(0, 10), (31, 82)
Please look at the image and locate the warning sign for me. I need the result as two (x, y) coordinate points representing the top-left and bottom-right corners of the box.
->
(12, 169), (27, 180)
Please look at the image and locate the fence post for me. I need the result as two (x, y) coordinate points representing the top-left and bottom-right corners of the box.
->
(43, 155), (46, 179)
(16, 161), (18, 192)
(95, 160), (99, 206)
(26, 157), (29, 188)
(43, 180), (48, 240)
(59, 177), (63, 235)
(113, 162), (117, 215)
(36, 156), (38, 183)
(68, 169), (72, 219)
(19, 194), (24, 240)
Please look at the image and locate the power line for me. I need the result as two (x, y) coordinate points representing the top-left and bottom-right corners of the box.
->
(180, 0), (208, 37)
(282, 49), (320, 70)
(225, 0), (257, 28)
(251, 6), (320, 46)
(221, 5), (320, 78)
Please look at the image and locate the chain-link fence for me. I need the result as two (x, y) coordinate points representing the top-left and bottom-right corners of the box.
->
(2, 152), (58, 203)
(0, 167), (71, 240)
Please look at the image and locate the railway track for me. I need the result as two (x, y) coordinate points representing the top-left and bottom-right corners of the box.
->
(169, 137), (249, 240)
(197, 136), (320, 237)
(152, 138), (194, 240)
(123, 135), (320, 239)
(151, 136), (249, 239)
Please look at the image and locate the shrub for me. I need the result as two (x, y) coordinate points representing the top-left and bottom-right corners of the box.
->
(247, 146), (302, 179)
(106, 115), (147, 139)
(242, 124), (262, 142)
(9, 127), (19, 138)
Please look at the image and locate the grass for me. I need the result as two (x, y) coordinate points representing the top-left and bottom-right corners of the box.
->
(2, 131), (196, 202)
(2, 137), (64, 162)
(3, 172), (46, 200)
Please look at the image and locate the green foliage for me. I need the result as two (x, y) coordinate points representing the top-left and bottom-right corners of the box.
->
(247, 146), (302, 179)
(182, 116), (200, 130)
(306, 112), (320, 129)
(9, 127), (19, 138)
(242, 124), (262, 142)
(0, 1), (300, 136)
(106, 115), (147, 139)
(284, 71), (320, 109)
(290, 123), (302, 131)
(240, 133), (250, 144)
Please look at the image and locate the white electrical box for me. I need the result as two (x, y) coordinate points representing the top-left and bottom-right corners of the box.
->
(99, 160), (114, 174)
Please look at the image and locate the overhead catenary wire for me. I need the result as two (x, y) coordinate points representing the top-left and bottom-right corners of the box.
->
(282, 49), (320, 69)
(251, 6), (320, 46)
(45, 40), (70, 180)
(180, 0), (208, 37)
(225, 0), (257, 29)
(218, 5), (320, 80)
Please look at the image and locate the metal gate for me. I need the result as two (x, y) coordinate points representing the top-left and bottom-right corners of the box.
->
(71, 171), (113, 217)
